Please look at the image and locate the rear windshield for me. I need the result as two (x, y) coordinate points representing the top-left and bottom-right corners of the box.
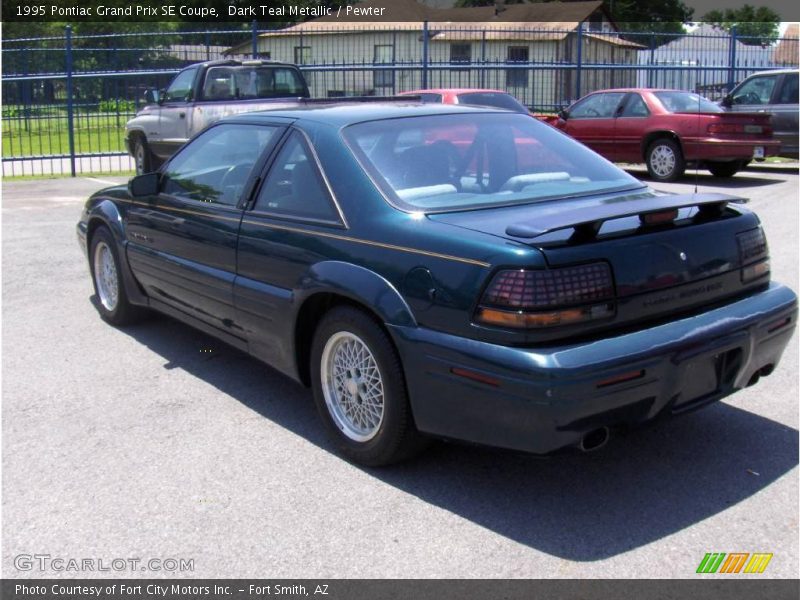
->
(343, 113), (642, 212)
(202, 66), (307, 100)
(654, 91), (723, 113)
(456, 92), (528, 113)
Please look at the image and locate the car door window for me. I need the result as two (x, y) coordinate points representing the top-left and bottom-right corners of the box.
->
(732, 75), (777, 105)
(776, 73), (799, 104)
(162, 124), (278, 206)
(163, 68), (197, 103)
(569, 93), (625, 118)
(620, 93), (649, 117)
(254, 131), (340, 223)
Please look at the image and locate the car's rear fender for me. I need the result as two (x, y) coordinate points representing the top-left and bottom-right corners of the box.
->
(641, 130), (684, 159)
(296, 261), (417, 328)
(290, 261), (417, 385)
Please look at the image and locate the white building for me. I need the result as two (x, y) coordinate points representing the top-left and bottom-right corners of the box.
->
(226, 0), (643, 109)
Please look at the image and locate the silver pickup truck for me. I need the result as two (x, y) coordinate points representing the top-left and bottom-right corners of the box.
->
(126, 59), (310, 174)
(723, 68), (799, 159)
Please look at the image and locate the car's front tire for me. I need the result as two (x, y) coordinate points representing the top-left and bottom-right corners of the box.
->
(310, 306), (427, 466)
(646, 138), (685, 182)
(133, 138), (161, 175)
(89, 227), (145, 326)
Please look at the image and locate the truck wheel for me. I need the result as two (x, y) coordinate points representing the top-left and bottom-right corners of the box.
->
(646, 138), (685, 182)
(310, 306), (428, 466)
(133, 139), (155, 175)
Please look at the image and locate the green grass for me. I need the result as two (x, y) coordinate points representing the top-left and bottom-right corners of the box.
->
(2, 170), (135, 181)
(2, 110), (131, 158)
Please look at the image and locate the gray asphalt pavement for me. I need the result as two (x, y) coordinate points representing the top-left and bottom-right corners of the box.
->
(2, 164), (798, 578)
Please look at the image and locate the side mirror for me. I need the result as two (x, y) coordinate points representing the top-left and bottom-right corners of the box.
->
(143, 88), (159, 105)
(157, 89), (167, 105)
(128, 172), (159, 197)
(721, 94), (733, 108)
(558, 107), (569, 120)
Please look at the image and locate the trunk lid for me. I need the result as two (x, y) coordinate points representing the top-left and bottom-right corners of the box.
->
(703, 111), (774, 137)
(430, 190), (766, 332)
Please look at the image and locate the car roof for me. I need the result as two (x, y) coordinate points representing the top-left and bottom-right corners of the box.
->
(584, 88), (702, 94)
(740, 68), (798, 77)
(191, 58), (299, 69)
(227, 101), (509, 126)
(400, 88), (507, 95)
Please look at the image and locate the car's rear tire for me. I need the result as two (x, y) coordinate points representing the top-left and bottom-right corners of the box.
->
(310, 306), (428, 466)
(89, 227), (145, 326)
(645, 138), (685, 182)
(707, 161), (741, 178)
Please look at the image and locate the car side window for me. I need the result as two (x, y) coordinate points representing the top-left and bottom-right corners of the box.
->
(620, 93), (649, 117)
(163, 68), (197, 103)
(418, 93), (443, 103)
(162, 124), (278, 207)
(777, 73), (798, 104)
(569, 92), (625, 118)
(732, 75), (777, 105)
(254, 131), (340, 223)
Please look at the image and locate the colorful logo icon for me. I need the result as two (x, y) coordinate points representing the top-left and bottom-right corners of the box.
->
(697, 552), (773, 574)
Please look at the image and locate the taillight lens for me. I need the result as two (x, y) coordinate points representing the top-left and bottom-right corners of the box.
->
(476, 263), (616, 329)
(737, 227), (770, 283)
(708, 122), (770, 136)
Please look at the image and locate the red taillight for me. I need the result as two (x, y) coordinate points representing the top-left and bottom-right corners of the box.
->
(477, 263), (615, 329)
(737, 227), (770, 283)
(708, 122), (768, 135)
(708, 123), (744, 134)
(640, 209), (678, 226)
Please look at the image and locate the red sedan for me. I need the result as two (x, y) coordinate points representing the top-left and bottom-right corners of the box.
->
(399, 88), (530, 114)
(546, 89), (780, 181)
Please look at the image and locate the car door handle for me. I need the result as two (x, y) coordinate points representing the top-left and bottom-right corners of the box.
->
(179, 112), (186, 118)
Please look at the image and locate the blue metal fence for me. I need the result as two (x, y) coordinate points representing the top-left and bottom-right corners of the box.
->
(2, 23), (797, 177)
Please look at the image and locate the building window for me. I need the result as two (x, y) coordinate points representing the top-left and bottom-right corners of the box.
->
(506, 46), (529, 87)
(373, 44), (394, 89)
(294, 46), (311, 65)
(588, 11), (603, 32)
(450, 43), (471, 69)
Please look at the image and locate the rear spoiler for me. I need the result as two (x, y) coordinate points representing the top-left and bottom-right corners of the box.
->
(505, 193), (747, 239)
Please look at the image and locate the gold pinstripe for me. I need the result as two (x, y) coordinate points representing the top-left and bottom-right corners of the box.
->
(119, 199), (491, 268)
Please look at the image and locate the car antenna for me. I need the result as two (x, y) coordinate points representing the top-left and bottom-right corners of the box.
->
(694, 90), (701, 195)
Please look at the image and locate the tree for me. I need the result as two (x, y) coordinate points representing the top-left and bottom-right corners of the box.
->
(452, 0), (692, 45)
(703, 5), (781, 47)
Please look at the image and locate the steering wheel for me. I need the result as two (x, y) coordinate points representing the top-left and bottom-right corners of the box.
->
(740, 91), (761, 105)
(585, 107), (601, 117)
(219, 163), (252, 203)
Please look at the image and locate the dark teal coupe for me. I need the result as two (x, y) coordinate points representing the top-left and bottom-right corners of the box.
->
(77, 102), (797, 465)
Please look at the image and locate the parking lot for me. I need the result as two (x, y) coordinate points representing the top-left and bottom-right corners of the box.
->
(2, 164), (798, 578)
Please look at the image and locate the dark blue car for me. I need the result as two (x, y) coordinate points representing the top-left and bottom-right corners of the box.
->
(77, 102), (797, 465)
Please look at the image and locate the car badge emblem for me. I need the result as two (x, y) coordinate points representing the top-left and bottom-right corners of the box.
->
(679, 251), (688, 261)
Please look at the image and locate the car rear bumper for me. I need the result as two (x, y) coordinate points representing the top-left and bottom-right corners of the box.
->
(389, 282), (797, 454)
(684, 138), (782, 161)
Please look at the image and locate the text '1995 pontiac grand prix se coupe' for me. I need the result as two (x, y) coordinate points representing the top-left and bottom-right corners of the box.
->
(77, 102), (797, 466)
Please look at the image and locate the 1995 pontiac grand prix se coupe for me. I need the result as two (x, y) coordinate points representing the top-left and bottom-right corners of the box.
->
(77, 102), (797, 465)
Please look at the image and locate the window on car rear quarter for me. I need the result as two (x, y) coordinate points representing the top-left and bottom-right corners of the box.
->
(254, 131), (341, 223)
